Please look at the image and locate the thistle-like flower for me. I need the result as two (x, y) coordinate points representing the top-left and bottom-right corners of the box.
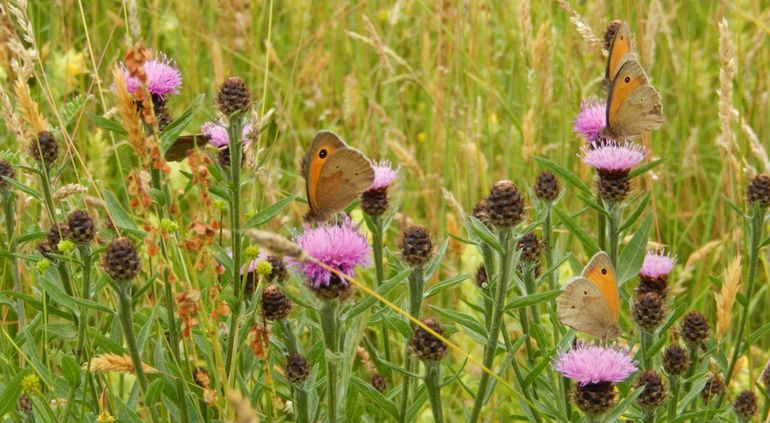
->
(290, 215), (371, 295)
(122, 53), (182, 97)
(638, 250), (676, 298)
(574, 98), (607, 143)
(361, 161), (399, 216)
(202, 121), (255, 166)
(581, 141), (646, 202)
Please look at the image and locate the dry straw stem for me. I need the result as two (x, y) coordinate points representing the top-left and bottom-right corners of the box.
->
(13, 78), (48, 134)
(731, 107), (770, 172)
(716, 18), (739, 170)
(0, 85), (27, 141)
(715, 255), (742, 338)
(85, 353), (159, 375)
(225, 390), (260, 423)
(244, 229), (306, 260)
(555, 0), (604, 52)
(53, 183), (88, 201)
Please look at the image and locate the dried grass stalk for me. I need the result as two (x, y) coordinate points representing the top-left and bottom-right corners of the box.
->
(53, 183), (88, 201)
(226, 390), (259, 423)
(716, 19), (736, 156)
(13, 78), (47, 134)
(85, 353), (159, 375)
(555, 0), (603, 52)
(715, 255), (742, 338)
(111, 65), (144, 156)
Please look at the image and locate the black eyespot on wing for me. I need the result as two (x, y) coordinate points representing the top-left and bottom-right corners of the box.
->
(624, 76), (631, 83)
(583, 291), (587, 295)
(319, 149), (328, 158)
(601, 268), (608, 275)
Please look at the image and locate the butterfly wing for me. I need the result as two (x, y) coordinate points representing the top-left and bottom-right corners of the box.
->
(605, 21), (632, 83)
(605, 59), (663, 140)
(304, 131), (350, 216)
(312, 148), (374, 218)
(164, 134), (211, 161)
(581, 251), (620, 324)
(557, 277), (620, 339)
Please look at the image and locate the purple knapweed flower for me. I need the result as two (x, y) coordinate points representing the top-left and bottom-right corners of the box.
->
(574, 98), (606, 143)
(581, 141), (646, 174)
(640, 250), (676, 280)
(368, 161), (399, 191)
(201, 122), (255, 149)
(554, 343), (637, 385)
(122, 53), (182, 96)
(290, 215), (371, 288)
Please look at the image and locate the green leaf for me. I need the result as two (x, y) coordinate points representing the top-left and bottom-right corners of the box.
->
(619, 194), (649, 232)
(244, 196), (296, 228)
(145, 378), (166, 405)
(350, 376), (400, 420)
(603, 386), (643, 421)
(534, 156), (591, 196)
(424, 238), (449, 281)
(503, 290), (561, 311)
(102, 188), (145, 237)
(749, 321), (770, 344)
(0, 291), (72, 320)
(87, 112), (128, 135)
(629, 157), (665, 178)
(0, 372), (24, 416)
(62, 355), (81, 386)
(1, 176), (42, 201)
(467, 217), (503, 253)
(429, 305), (488, 338)
(616, 214), (652, 286)
(553, 207), (598, 254)
(160, 94), (206, 153)
(423, 274), (469, 299)
(345, 269), (410, 320)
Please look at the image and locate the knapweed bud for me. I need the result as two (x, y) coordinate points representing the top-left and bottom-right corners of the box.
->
(361, 161), (398, 217)
(487, 180), (525, 227)
(637, 250), (676, 299)
(662, 344), (689, 376)
(762, 359), (770, 387)
(534, 171), (560, 203)
(475, 265), (488, 289)
(218, 148), (232, 167)
(635, 370), (667, 409)
(472, 199), (493, 228)
(18, 393), (32, 413)
(733, 390), (757, 421)
(574, 382), (616, 417)
(285, 352), (310, 385)
(516, 232), (543, 265)
(701, 376), (724, 403)
(399, 225), (433, 266)
(632, 292), (665, 332)
(409, 317), (448, 362)
(266, 255), (288, 283)
(67, 210), (96, 244)
(46, 223), (71, 253)
(30, 131), (59, 165)
(0, 159), (14, 189)
(747, 174), (770, 209)
(312, 274), (355, 301)
(581, 142), (646, 203)
(103, 237), (141, 281)
(680, 311), (710, 345)
(370, 373), (387, 393)
(193, 367), (211, 388)
(262, 285), (292, 321)
(217, 77), (250, 115)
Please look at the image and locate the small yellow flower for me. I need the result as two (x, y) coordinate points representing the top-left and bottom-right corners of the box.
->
(417, 132), (427, 144)
(213, 199), (227, 210)
(377, 8), (389, 22)
(256, 260), (273, 278)
(36, 259), (51, 272)
(244, 245), (260, 259)
(97, 411), (116, 423)
(245, 209), (257, 219)
(57, 239), (75, 254)
(160, 218), (179, 233)
(21, 374), (40, 393)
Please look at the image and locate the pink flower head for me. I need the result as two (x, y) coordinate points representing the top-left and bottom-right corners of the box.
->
(574, 98), (606, 143)
(368, 161), (399, 191)
(201, 122), (255, 149)
(290, 215), (371, 288)
(554, 343), (637, 385)
(581, 141), (646, 173)
(122, 53), (182, 96)
(640, 250), (676, 280)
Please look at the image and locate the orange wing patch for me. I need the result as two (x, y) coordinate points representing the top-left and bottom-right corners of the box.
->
(582, 252), (620, 322)
(607, 60), (647, 129)
(307, 141), (342, 212)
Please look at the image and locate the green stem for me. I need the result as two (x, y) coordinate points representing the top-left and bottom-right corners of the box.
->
(372, 216), (392, 364)
(468, 229), (512, 423)
(294, 386), (310, 423)
(225, 115), (245, 377)
(399, 265), (425, 423)
(597, 193), (606, 251)
(607, 203), (620, 267)
(424, 363), (444, 423)
(319, 301), (341, 423)
(721, 205), (764, 400)
(480, 244), (495, 331)
(279, 319), (300, 355)
(62, 246), (93, 422)
(667, 375), (680, 420)
(643, 409), (655, 423)
(683, 344), (699, 394)
(510, 351), (543, 423)
(2, 191), (25, 331)
(640, 330), (652, 370)
(562, 376), (572, 420)
(543, 205), (555, 291)
(116, 284), (160, 423)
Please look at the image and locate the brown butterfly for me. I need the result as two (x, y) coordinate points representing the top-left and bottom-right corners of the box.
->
(302, 131), (374, 222)
(602, 58), (663, 140)
(604, 21), (632, 88)
(163, 134), (212, 161)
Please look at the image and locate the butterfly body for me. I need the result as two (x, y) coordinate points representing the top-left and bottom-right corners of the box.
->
(303, 131), (374, 222)
(556, 252), (620, 339)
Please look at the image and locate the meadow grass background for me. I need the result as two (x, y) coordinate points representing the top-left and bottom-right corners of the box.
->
(1, 0), (770, 420)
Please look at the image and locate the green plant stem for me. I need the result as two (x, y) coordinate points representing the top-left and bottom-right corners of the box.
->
(562, 376), (572, 420)
(468, 229), (512, 423)
(597, 193), (606, 251)
(399, 265), (425, 423)
(640, 330), (652, 370)
(721, 205), (764, 404)
(372, 216), (392, 364)
(683, 344), (699, 394)
(424, 363), (444, 423)
(667, 375), (680, 420)
(294, 386), (310, 423)
(116, 283), (160, 423)
(62, 246), (93, 422)
(2, 191), (25, 332)
(225, 115), (245, 378)
(480, 243), (495, 331)
(607, 203), (620, 266)
(319, 301), (341, 423)
(279, 319), (300, 354)
(510, 351), (543, 423)
(543, 204), (555, 291)
(643, 409), (655, 423)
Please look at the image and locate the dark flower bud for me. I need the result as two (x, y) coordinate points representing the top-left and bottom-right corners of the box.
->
(217, 77), (251, 115)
